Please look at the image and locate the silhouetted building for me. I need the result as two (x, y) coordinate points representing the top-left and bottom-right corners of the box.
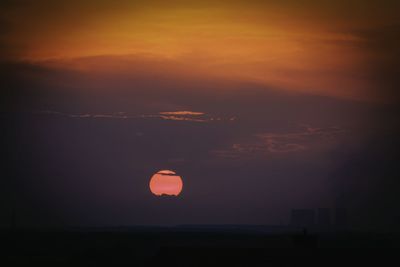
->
(317, 208), (331, 229)
(335, 208), (348, 229)
(290, 209), (315, 228)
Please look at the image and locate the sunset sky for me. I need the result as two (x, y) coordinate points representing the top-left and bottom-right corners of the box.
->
(2, 1), (400, 229)
(2, 0), (399, 101)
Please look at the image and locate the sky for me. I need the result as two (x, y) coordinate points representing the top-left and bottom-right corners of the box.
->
(1, 0), (400, 230)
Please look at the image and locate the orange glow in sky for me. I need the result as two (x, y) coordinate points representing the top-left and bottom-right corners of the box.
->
(149, 170), (183, 196)
(2, 1), (398, 102)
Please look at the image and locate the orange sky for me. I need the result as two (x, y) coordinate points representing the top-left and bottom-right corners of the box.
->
(1, 0), (399, 102)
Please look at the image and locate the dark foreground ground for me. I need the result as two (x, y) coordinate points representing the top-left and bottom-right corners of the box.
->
(1, 226), (399, 265)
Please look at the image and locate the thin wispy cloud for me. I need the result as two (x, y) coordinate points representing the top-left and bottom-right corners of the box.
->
(258, 126), (345, 153)
(212, 125), (346, 159)
(159, 111), (204, 116)
(35, 110), (234, 123)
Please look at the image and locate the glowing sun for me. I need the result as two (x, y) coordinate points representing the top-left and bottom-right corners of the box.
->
(149, 170), (183, 196)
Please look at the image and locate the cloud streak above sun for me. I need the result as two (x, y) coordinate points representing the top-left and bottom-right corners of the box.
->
(36, 110), (233, 123)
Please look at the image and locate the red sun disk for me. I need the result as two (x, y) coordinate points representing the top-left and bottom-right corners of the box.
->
(149, 170), (183, 196)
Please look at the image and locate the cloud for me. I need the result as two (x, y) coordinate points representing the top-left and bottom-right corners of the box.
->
(355, 23), (400, 104)
(157, 170), (176, 175)
(153, 115), (207, 123)
(212, 125), (345, 159)
(34, 110), (233, 123)
(37, 110), (130, 119)
(3, 1), (397, 102)
(258, 126), (344, 153)
(159, 111), (204, 116)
